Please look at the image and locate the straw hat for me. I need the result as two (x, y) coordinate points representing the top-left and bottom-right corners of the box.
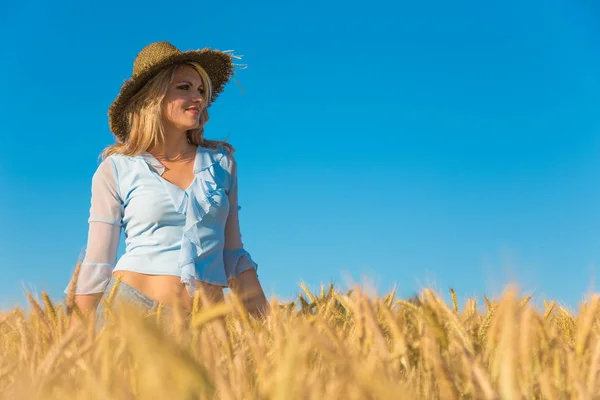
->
(108, 41), (239, 142)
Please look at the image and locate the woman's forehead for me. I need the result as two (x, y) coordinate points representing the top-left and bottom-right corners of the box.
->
(175, 64), (203, 84)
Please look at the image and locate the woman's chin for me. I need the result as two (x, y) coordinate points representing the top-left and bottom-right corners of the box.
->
(181, 122), (200, 131)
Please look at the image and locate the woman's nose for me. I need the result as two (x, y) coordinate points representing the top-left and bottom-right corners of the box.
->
(192, 93), (206, 104)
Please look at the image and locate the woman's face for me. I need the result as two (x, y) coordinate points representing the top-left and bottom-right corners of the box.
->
(162, 64), (208, 133)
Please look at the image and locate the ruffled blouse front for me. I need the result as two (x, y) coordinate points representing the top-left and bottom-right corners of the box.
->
(64, 145), (258, 297)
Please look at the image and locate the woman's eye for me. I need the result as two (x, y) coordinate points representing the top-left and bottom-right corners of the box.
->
(177, 85), (203, 94)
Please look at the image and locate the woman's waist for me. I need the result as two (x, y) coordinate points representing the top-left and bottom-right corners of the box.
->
(112, 249), (227, 309)
(111, 270), (194, 310)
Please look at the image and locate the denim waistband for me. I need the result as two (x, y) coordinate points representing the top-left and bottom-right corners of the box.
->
(102, 277), (159, 310)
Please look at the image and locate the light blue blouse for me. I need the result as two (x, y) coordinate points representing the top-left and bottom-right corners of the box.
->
(64, 145), (258, 297)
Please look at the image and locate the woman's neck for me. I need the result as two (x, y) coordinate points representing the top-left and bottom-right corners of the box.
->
(150, 128), (197, 161)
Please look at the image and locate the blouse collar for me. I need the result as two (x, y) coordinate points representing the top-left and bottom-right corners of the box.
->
(139, 145), (224, 176)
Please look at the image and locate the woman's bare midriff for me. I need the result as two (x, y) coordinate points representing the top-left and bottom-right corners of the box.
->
(111, 270), (225, 311)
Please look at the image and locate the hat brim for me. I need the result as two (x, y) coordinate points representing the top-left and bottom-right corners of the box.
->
(108, 49), (234, 142)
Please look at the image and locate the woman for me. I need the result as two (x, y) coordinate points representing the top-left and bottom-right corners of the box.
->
(64, 41), (268, 326)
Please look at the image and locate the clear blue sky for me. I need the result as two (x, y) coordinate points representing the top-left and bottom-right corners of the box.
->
(1, 0), (599, 311)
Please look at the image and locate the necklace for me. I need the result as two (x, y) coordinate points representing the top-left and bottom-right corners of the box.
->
(153, 148), (196, 163)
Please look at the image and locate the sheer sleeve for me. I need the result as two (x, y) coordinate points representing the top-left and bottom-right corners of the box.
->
(64, 158), (123, 295)
(223, 154), (259, 280)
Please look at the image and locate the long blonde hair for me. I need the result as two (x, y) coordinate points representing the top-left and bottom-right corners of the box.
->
(102, 63), (234, 159)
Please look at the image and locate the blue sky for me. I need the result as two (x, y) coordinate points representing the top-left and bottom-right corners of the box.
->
(1, 0), (600, 311)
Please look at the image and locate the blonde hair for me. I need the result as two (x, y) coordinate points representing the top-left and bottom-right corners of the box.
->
(102, 63), (234, 159)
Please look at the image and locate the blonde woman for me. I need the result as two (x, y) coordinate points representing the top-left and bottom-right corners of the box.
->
(65, 41), (268, 327)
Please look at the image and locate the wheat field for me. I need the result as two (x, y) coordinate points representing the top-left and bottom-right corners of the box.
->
(0, 276), (598, 399)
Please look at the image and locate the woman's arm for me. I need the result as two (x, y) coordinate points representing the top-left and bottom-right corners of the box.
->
(223, 154), (269, 317)
(66, 158), (123, 324)
(73, 293), (103, 318)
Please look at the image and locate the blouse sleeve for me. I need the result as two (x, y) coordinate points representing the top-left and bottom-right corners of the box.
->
(64, 158), (123, 295)
(223, 154), (259, 280)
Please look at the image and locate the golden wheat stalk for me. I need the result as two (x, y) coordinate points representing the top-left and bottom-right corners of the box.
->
(66, 261), (81, 309)
(3, 283), (600, 398)
(450, 288), (458, 314)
